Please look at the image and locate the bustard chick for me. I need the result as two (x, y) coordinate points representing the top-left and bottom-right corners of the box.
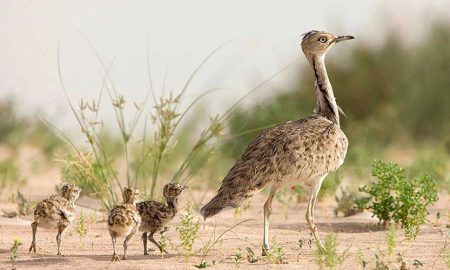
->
(29, 183), (81, 255)
(137, 183), (188, 255)
(108, 187), (141, 261)
(200, 30), (354, 253)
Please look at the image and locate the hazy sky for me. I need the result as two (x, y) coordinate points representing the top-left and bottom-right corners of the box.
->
(1, 0), (449, 127)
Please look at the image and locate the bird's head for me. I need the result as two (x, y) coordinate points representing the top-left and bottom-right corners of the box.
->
(301, 30), (354, 58)
(122, 186), (140, 204)
(61, 183), (81, 202)
(163, 182), (189, 200)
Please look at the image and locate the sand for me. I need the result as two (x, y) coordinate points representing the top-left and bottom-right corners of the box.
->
(0, 190), (448, 270)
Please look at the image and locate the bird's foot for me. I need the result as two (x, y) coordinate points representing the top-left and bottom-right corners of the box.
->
(261, 245), (270, 256)
(29, 243), (36, 253)
(111, 254), (120, 262)
(122, 255), (128, 260)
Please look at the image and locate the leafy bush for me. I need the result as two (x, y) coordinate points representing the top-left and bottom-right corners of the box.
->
(358, 160), (438, 239)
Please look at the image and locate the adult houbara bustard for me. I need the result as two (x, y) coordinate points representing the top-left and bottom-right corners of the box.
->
(200, 30), (354, 253)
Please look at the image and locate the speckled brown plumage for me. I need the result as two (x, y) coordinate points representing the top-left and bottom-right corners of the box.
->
(137, 183), (188, 255)
(200, 30), (354, 253)
(108, 187), (141, 261)
(29, 183), (81, 255)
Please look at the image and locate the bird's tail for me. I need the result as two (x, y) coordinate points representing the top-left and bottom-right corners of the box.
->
(199, 186), (258, 219)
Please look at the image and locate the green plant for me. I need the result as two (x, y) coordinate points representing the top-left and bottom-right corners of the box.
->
(386, 224), (396, 268)
(334, 188), (363, 217)
(275, 187), (294, 220)
(10, 237), (22, 270)
(358, 160), (438, 240)
(177, 203), (201, 266)
(265, 237), (287, 264)
(76, 211), (89, 245)
(315, 232), (348, 270)
(232, 249), (243, 267)
(356, 249), (368, 270)
(158, 226), (172, 258)
(16, 192), (34, 216)
(234, 201), (250, 219)
(196, 219), (253, 267)
(0, 158), (25, 198)
(374, 254), (389, 270)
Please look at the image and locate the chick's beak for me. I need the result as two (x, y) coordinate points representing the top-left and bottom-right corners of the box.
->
(333, 35), (355, 43)
(182, 185), (189, 190)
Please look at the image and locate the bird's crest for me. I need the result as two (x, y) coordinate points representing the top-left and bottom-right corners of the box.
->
(301, 30), (319, 42)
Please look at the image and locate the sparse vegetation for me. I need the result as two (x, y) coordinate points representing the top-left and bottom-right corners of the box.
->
(265, 237), (287, 264)
(177, 204), (201, 266)
(10, 237), (22, 270)
(357, 160), (438, 240)
(334, 188), (363, 217)
(75, 211), (89, 245)
(315, 232), (348, 270)
(0, 159), (25, 198)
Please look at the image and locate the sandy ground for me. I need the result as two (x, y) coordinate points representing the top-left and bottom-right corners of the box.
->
(0, 190), (448, 270)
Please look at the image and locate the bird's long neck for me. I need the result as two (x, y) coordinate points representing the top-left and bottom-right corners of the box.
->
(308, 54), (339, 126)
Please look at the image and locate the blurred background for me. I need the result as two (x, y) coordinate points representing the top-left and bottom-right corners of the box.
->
(0, 0), (449, 203)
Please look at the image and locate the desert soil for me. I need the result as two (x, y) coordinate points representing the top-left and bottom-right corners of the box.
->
(0, 187), (448, 270)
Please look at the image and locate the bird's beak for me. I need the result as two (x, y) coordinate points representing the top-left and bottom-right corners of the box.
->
(333, 35), (355, 43)
(182, 185), (189, 191)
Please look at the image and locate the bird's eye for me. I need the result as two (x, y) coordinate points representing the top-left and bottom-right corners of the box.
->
(318, 37), (328, 43)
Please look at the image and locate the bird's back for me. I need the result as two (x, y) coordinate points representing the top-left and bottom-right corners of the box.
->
(34, 195), (75, 228)
(137, 201), (175, 233)
(200, 115), (348, 218)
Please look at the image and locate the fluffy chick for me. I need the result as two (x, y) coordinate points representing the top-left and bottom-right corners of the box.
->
(29, 183), (81, 255)
(137, 183), (188, 255)
(108, 187), (141, 261)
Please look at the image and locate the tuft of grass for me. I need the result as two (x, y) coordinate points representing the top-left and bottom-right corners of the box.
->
(315, 232), (348, 270)
(196, 219), (253, 268)
(177, 203), (201, 266)
(232, 249), (243, 267)
(266, 237), (287, 264)
(356, 249), (368, 270)
(358, 160), (438, 240)
(10, 237), (22, 270)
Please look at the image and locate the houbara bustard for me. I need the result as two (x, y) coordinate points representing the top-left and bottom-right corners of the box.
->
(200, 30), (354, 253)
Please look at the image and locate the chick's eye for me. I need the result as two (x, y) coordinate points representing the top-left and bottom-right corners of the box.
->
(318, 37), (328, 43)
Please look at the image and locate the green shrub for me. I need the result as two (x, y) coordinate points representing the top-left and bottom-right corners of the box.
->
(358, 160), (438, 239)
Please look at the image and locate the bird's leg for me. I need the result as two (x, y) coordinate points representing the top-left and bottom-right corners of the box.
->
(111, 235), (120, 262)
(56, 222), (68, 256)
(262, 186), (277, 256)
(305, 176), (326, 251)
(142, 232), (149, 255)
(29, 221), (38, 253)
(148, 232), (168, 254)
